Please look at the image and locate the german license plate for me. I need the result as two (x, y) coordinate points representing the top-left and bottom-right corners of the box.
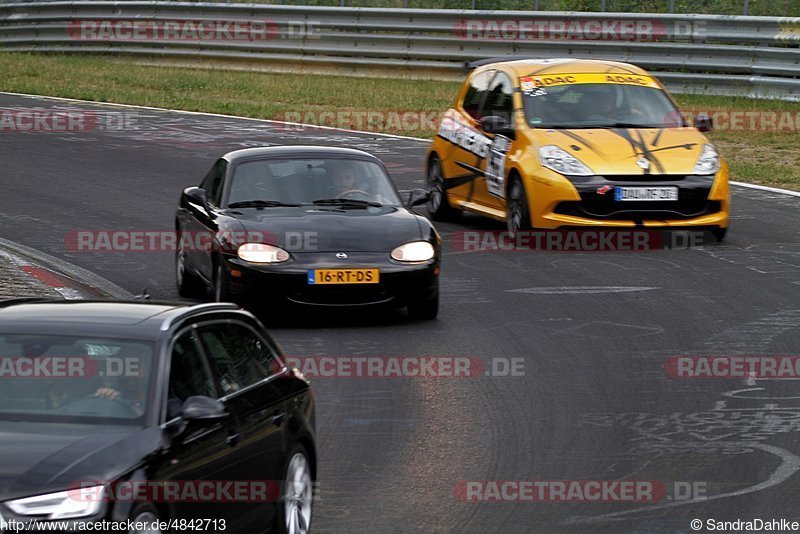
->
(307, 269), (380, 285)
(614, 186), (678, 201)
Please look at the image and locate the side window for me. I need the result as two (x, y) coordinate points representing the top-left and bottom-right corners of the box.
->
(461, 71), (493, 120)
(198, 323), (278, 396)
(483, 73), (514, 124)
(167, 331), (217, 419)
(200, 159), (227, 206)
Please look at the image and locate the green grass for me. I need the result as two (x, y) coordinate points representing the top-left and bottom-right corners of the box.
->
(1, 53), (798, 190)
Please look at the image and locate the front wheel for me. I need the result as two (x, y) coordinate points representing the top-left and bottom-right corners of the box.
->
(129, 503), (162, 534)
(212, 259), (234, 303)
(175, 240), (204, 298)
(506, 177), (531, 238)
(711, 227), (727, 243)
(275, 445), (314, 534)
(408, 290), (439, 321)
(427, 156), (461, 221)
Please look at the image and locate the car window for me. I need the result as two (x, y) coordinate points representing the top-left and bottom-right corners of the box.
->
(198, 323), (278, 396)
(224, 158), (401, 207)
(462, 71), (494, 120)
(483, 72), (514, 123)
(0, 334), (153, 424)
(167, 331), (217, 419)
(200, 159), (227, 206)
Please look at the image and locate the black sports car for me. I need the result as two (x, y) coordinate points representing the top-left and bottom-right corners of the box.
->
(0, 299), (315, 534)
(175, 146), (441, 320)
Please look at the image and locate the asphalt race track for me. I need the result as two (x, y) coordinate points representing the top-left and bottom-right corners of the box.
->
(3, 92), (800, 533)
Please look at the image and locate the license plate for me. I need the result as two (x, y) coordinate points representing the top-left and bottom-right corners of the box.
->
(614, 186), (678, 201)
(308, 269), (380, 285)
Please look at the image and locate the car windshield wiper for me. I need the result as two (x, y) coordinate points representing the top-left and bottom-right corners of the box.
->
(227, 200), (303, 208)
(532, 122), (662, 129)
(312, 198), (384, 208)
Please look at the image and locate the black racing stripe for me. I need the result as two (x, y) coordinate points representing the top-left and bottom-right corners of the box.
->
(556, 129), (602, 155)
(635, 129), (665, 174)
(651, 128), (664, 147)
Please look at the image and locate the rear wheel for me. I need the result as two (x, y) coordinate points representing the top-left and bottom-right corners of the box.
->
(427, 155), (461, 221)
(175, 238), (204, 298)
(506, 176), (531, 238)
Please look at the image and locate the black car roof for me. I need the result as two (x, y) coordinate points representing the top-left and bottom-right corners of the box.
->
(0, 300), (240, 339)
(221, 145), (381, 163)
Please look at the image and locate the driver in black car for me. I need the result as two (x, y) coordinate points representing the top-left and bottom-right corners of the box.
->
(93, 357), (149, 416)
(332, 166), (359, 197)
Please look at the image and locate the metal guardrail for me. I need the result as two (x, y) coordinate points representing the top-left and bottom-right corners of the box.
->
(1, 2), (798, 100)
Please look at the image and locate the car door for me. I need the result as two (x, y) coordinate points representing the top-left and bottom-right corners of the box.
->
(475, 71), (515, 210)
(154, 327), (247, 531)
(184, 159), (226, 283)
(438, 69), (494, 207)
(196, 319), (291, 531)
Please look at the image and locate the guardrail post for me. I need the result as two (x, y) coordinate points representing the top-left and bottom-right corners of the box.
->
(743, 0), (750, 14)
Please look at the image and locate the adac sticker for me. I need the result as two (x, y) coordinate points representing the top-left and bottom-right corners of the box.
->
(519, 73), (660, 89)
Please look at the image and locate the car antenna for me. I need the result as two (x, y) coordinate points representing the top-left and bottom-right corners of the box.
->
(133, 288), (151, 300)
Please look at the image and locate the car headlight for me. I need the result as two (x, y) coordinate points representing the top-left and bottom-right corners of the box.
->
(391, 241), (435, 262)
(693, 144), (720, 175)
(237, 243), (290, 263)
(6, 486), (105, 520)
(539, 145), (594, 176)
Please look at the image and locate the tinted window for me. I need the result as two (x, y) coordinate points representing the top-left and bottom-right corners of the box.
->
(198, 323), (278, 396)
(483, 72), (514, 123)
(201, 159), (227, 206)
(168, 331), (217, 408)
(0, 334), (153, 424)
(462, 71), (493, 120)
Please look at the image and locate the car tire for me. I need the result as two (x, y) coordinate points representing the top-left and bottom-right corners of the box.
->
(212, 258), (234, 303)
(427, 155), (461, 222)
(711, 227), (727, 243)
(408, 290), (439, 321)
(274, 444), (314, 534)
(507, 176), (531, 238)
(175, 239), (204, 298)
(128, 502), (163, 534)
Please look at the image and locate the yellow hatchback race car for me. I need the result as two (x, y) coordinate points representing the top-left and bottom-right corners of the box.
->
(426, 58), (730, 241)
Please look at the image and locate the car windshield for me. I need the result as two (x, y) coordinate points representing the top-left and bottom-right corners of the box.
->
(521, 82), (686, 129)
(225, 158), (402, 207)
(0, 334), (154, 425)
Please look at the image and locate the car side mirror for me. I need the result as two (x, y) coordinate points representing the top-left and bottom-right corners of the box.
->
(183, 187), (212, 216)
(180, 396), (227, 421)
(405, 188), (430, 208)
(694, 113), (713, 132)
(480, 115), (514, 136)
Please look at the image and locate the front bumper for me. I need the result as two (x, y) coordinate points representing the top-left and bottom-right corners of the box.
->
(534, 174), (729, 229)
(223, 252), (439, 307)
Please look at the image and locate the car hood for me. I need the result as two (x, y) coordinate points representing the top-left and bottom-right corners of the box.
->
(225, 206), (424, 252)
(532, 127), (710, 176)
(0, 422), (161, 501)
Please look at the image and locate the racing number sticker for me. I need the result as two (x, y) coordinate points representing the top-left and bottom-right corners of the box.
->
(485, 135), (510, 199)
